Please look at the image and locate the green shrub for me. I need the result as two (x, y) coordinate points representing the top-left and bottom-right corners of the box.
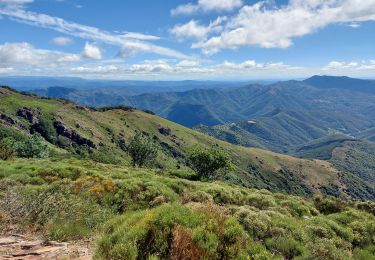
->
(96, 203), (249, 260)
(127, 133), (158, 167)
(15, 135), (49, 158)
(314, 196), (347, 214)
(353, 246), (375, 260)
(265, 236), (305, 259)
(188, 146), (231, 180)
(0, 137), (16, 160)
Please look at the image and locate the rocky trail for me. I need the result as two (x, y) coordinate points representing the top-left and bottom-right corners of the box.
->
(0, 235), (93, 259)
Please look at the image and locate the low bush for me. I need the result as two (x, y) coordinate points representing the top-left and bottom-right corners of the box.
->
(314, 196), (347, 214)
(15, 135), (50, 158)
(0, 137), (16, 160)
(0, 182), (112, 240)
(96, 203), (250, 260)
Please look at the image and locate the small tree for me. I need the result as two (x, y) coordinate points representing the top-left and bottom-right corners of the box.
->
(0, 137), (16, 160)
(188, 146), (231, 180)
(127, 133), (158, 167)
(16, 135), (49, 158)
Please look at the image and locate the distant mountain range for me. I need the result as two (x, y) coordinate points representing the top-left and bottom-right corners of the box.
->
(0, 76), (261, 94)
(3, 75), (375, 154)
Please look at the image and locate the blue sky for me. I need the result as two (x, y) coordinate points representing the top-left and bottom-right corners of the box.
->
(0, 0), (375, 80)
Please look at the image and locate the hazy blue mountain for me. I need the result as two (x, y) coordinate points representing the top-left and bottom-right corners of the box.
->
(6, 75), (375, 156)
(304, 75), (375, 94)
(0, 76), (257, 93)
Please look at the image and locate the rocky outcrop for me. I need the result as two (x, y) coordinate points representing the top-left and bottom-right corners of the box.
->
(0, 113), (16, 125)
(158, 126), (171, 136)
(54, 121), (96, 148)
(0, 87), (11, 97)
(16, 107), (40, 124)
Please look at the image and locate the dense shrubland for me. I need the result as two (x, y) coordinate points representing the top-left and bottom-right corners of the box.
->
(0, 158), (374, 259)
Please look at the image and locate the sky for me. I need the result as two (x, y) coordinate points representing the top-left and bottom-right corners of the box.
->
(0, 0), (375, 80)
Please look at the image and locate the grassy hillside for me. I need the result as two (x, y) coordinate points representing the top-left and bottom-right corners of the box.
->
(1, 86), (375, 259)
(196, 109), (327, 153)
(0, 86), (350, 199)
(1, 158), (375, 259)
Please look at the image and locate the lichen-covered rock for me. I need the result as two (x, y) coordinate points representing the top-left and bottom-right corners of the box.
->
(54, 121), (96, 148)
(0, 113), (16, 125)
(158, 126), (171, 136)
(16, 107), (40, 124)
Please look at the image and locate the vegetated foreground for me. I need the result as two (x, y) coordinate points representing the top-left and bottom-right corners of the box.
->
(0, 86), (374, 259)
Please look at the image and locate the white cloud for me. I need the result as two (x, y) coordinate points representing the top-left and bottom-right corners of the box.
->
(1, 41), (373, 79)
(71, 65), (118, 74)
(171, 20), (210, 40)
(0, 0), (33, 5)
(0, 5), (189, 59)
(171, 17), (226, 41)
(191, 0), (375, 54)
(82, 42), (102, 60)
(51, 36), (73, 46)
(0, 67), (14, 74)
(176, 60), (200, 67)
(217, 60), (302, 71)
(347, 22), (361, 28)
(69, 59), (306, 79)
(130, 59), (173, 74)
(120, 32), (160, 41)
(324, 60), (375, 71)
(171, 0), (243, 15)
(0, 42), (80, 66)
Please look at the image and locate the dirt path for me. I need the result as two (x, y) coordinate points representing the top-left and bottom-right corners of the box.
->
(0, 235), (93, 259)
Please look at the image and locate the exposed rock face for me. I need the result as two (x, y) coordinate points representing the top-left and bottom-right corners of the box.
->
(54, 121), (96, 148)
(0, 113), (16, 125)
(16, 107), (40, 124)
(0, 87), (11, 97)
(158, 126), (171, 136)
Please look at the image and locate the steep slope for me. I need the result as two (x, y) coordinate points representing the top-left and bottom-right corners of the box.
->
(293, 133), (354, 160)
(0, 86), (355, 199)
(196, 109), (327, 153)
(293, 135), (375, 200)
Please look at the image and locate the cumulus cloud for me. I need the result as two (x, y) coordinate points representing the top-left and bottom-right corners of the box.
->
(171, 17), (226, 41)
(190, 0), (375, 54)
(82, 42), (102, 60)
(71, 65), (118, 74)
(324, 60), (375, 71)
(217, 60), (302, 72)
(51, 36), (73, 46)
(0, 42), (80, 66)
(0, 4), (189, 59)
(176, 60), (200, 67)
(130, 59), (173, 74)
(70, 58), (305, 79)
(171, 0), (243, 15)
